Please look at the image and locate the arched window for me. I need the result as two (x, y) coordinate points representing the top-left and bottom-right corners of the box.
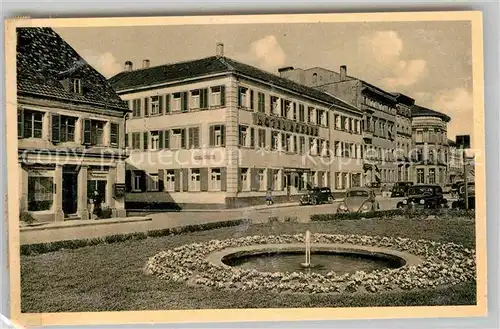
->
(312, 73), (318, 86)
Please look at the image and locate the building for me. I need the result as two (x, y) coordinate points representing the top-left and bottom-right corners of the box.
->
(392, 93), (415, 181)
(17, 27), (130, 222)
(410, 105), (451, 186)
(109, 44), (364, 209)
(279, 65), (399, 187)
(447, 139), (465, 183)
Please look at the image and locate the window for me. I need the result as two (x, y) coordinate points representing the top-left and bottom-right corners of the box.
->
(316, 109), (325, 126)
(334, 114), (341, 130)
(151, 96), (160, 115)
(172, 93), (182, 111)
(190, 169), (201, 191)
(308, 107), (314, 124)
(258, 129), (266, 148)
(271, 131), (279, 151)
(188, 127), (200, 148)
(239, 168), (249, 191)
(299, 136), (305, 154)
(148, 173), (159, 191)
(283, 133), (291, 152)
(417, 169), (425, 184)
(210, 86), (225, 107)
(299, 104), (305, 122)
(83, 119), (105, 146)
(165, 170), (175, 192)
(150, 131), (160, 150)
(171, 128), (186, 149)
(257, 92), (265, 112)
(238, 87), (248, 108)
(270, 96), (279, 115)
(51, 115), (77, 143)
(239, 125), (249, 147)
(110, 123), (119, 147)
(132, 171), (142, 191)
(273, 170), (280, 191)
(416, 130), (423, 143)
(20, 109), (44, 139)
(293, 135), (297, 154)
(293, 103), (297, 121)
(72, 78), (82, 94)
(308, 138), (315, 155)
(131, 99), (141, 117)
(209, 125), (225, 147)
(131, 132), (141, 149)
(258, 169), (265, 191)
(282, 100), (292, 118)
(210, 168), (221, 190)
(27, 176), (53, 211)
(191, 89), (200, 109)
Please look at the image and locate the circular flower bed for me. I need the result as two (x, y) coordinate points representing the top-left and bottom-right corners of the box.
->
(144, 234), (476, 294)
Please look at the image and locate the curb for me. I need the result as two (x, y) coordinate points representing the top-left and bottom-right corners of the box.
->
(20, 216), (152, 232)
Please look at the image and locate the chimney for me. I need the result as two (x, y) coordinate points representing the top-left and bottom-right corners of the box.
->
(340, 65), (347, 81)
(278, 66), (294, 77)
(124, 61), (133, 72)
(216, 42), (224, 57)
(142, 59), (150, 69)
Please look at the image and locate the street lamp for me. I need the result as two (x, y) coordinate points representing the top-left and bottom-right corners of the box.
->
(456, 135), (471, 210)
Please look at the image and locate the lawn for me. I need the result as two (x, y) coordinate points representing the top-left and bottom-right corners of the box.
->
(20, 218), (476, 313)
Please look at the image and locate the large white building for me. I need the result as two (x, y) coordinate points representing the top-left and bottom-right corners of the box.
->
(109, 44), (365, 209)
(17, 27), (129, 222)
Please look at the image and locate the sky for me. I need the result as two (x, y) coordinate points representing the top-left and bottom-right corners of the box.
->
(55, 20), (474, 140)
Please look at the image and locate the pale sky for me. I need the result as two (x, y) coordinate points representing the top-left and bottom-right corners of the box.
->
(55, 20), (473, 140)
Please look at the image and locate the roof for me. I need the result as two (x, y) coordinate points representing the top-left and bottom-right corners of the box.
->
(411, 105), (451, 122)
(17, 27), (128, 112)
(448, 138), (457, 146)
(109, 56), (360, 112)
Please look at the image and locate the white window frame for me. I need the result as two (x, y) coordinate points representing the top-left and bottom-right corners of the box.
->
(190, 169), (201, 191)
(172, 93), (181, 111)
(273, 170), (280, 191)
(72, 78), (82, 94)
(239, 125), (249, 147)
(151, 96), (160, 115)
(211, 86), (221, 107)
(171, 129), (182, 149)
(258, 169), (265, 191)
(240, 168), (249, 191)
(214, 126), (223, 147)
(165, 170), (175, 192)
(191, 90), (200, 109)
(210, 168), (221, 191)
(150, 131), (160, 150)
(148, 173), (159, 192)
(132, 172), (142, 192)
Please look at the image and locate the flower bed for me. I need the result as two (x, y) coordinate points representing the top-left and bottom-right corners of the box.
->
(310, 209), (475, 222)
(144, 233), (476, 294)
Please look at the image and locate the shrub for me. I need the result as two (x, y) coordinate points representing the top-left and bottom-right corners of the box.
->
(98, 206), (113, 219)
(284, 216), (299, 223)
(311, 209), (475, 222)
(20, 211), (36, 225)
(268, 216), (279, 223)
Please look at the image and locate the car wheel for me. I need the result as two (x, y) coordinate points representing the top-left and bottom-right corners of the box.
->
(328, 196), (334, 203)
(396, 202), (402, 209)
(311, 198), (318, 205)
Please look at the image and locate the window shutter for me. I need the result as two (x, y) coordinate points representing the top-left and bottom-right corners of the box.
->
(220, 85), (225, 106)
(174, 169), (181, 192)
(221, 125), (226, 146)
(143, 132), (148, 150)
(201, 88), (208, 109)
(209, 126), (215, 146)
(17, 109), (24, 138)
(51, 114), (61, 143)
(158, 169), (165, 191)
(181, 129), (186, 149)
(125, 170), (132, 192)
(143, 98), (149, 117)
(165, 94), (170, 114)
(83, 119), (92, 145)
(250, 127), (255, 148)
(281, 170), (285, 190)
(220, 167), (227, 191)
(111, 123), (119, 146)
(194, 127), (200, 148)
(125, 133), (129, 148)
(158, 130), (164, 149)
(188, 128), (194, 148)
(250, 90), (254, 110)
(326, 111), (329, 126)
(182, 168), (189, 191)
(164, 130), (170, 149)
(200, 168), (208, 191)
(182, 92), (188, 112)
(267, 169), (274, 190)
(237, 168), (242, 192)
(140, 171), (147, 192)
(159, 95), (164, 115)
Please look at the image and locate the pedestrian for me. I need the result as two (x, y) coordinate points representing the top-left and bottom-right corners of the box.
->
(93, 190), (103, 218)
(265, 188), (273, 206)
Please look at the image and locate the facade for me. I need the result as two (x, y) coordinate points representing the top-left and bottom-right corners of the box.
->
(17, 28), (130, 222)
(392, 93), (415, 181)
(109, 45), (364, 209)
(279, 65), (399, 187)
(447, 139), (465, 183)
(410, 105), (451, 186)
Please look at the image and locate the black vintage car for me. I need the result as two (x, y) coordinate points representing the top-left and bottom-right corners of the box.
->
(396, 184), (448, 209)
(451, 182), (475, 209)
(299, 187), (335, 205)
(391, 181), (414, 197)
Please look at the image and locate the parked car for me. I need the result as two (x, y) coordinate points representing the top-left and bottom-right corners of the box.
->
(451, 182), (475, 209)
(396, 184), (448, 209)
(391, 181), (414, 197)
(337, 187), (380, 213)
(450, 180), (464, 198)
(443, 183), (454, 195)
(299, 187), (335, 206)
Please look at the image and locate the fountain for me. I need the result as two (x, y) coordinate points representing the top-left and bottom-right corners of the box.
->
(300, 230), (312, 268)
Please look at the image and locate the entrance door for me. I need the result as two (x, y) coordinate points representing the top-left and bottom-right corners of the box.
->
(62, 172), (78, 215)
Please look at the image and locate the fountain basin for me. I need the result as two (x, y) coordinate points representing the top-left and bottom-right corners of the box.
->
(206, 243), (424, 275)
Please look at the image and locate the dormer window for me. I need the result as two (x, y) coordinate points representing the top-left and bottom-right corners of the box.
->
(72, 78), (82, 94)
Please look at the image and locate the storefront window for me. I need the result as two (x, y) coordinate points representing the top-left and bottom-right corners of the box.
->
(27, 176), (53, 211)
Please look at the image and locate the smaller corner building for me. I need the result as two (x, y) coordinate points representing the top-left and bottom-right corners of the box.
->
(17, 27), (130, 222)
(109, 44), (366, 210)
(410, 105), (451, 186)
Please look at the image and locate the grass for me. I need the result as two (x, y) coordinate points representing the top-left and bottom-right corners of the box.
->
(20, 219), (476, 312)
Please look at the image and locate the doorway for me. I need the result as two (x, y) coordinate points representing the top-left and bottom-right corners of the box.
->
(62, 172), (78, 215)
